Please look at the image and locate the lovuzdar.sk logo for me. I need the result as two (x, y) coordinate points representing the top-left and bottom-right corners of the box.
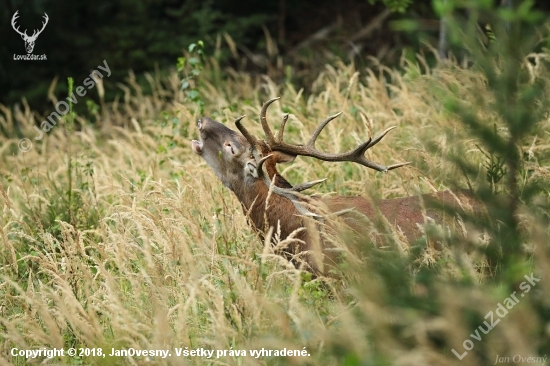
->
(12, 10), (48, 60)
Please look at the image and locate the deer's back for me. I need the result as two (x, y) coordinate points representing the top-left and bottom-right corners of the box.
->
(323, 190), (479, 244)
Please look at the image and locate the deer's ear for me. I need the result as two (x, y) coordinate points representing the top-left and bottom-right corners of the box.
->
(272, 151), (296, 164)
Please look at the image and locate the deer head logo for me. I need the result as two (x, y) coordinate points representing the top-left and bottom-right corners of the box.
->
(11, 11), (49, 54)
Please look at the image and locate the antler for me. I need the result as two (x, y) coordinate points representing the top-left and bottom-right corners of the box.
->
(236, 114), (326, 192)
(30, 13), (49, 39)
(235, 114), (263, 160)
(11, 11), (27, 37)
(260, 97), (411, 173)
(11, 11), (48, 39)
(39, 13), (49, 35)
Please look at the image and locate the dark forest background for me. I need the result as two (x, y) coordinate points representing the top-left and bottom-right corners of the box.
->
(2, 0), (550, 113)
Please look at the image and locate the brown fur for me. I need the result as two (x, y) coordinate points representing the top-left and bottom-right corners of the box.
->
(323, 191), (476, 244)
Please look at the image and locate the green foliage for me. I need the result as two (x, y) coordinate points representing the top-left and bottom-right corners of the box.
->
(66, 77), (75, 134)
(369, 0), (412, 13)
(178, 40), (206, 114)
(13, 158), (102, 284)
(431, 0), (550, 273)
(476, 140), (507, 193)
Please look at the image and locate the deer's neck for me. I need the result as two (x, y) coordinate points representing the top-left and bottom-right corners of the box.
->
(232, 178), (303, 243)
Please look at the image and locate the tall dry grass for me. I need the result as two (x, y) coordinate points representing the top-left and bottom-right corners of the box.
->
(0, 51), (549, 366)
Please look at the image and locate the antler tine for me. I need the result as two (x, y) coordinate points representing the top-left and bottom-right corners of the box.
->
(357, 126), (412, 171)
(234, 114), (247, 128)
(256, 154), (273, 176)
(36, 13), (49, 35)
(387, 162), (412, 171)
(11, 11), (27, 36)
(292, 178), (327, 192)
(234, 115), (258, 146)
(307, 112), (343, 148)
(260, 97), (280, 143)
(365, 126), (396, 149)
(342, 126), (411, 172)
(277, 113), (289, 142)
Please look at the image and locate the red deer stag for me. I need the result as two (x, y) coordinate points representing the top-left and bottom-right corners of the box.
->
(191, 98), (477, 275)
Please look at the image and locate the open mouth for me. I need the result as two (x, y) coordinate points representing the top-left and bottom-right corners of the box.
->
(191, 140), (203, 155)
(191, 119), (204, 155)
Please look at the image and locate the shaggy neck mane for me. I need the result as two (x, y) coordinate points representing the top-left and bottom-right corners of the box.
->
(231, 173), (306, 251)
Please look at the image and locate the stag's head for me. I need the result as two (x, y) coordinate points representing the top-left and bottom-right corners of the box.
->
(192, 98), (410, 203)
(191, 117), (254, 190)
(11, 11), (49, 54)
(191, 114), (295, 195)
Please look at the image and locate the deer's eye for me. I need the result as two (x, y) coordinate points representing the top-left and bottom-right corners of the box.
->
(224, 142), (235, 155)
